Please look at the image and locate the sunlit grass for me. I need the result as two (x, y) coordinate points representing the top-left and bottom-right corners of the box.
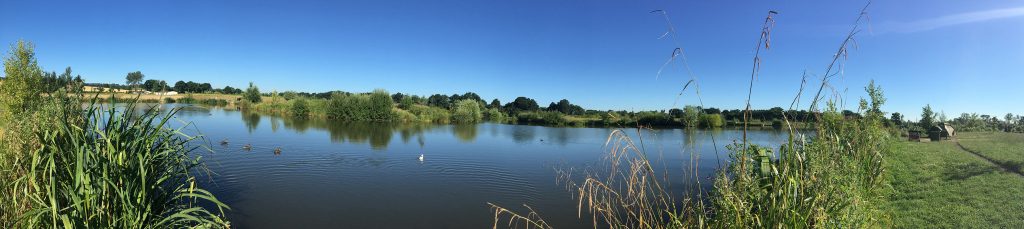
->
(956, 132), (1024, 173)
(884, 141), (1024, 228)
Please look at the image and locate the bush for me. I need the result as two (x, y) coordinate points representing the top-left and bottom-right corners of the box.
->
(367, 89), (394, 121)
(244, 82), (261, 103)
(452, 99), (483, 123)
(291, 98), (310, 118)
(484, 108), (507, 122)
(517, 111), (565, 126)
(700, 113), (725, 128)
(326, 90), (394, 121)
(393, 108), (418, 122)
(407, 104), (450, 123)
(637, 111), (673, 126)
(163, 97), (176, 103)
(0, 40), (44, 115)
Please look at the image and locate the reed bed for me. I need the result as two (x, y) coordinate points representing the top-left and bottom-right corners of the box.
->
(8, 96), (230, 228)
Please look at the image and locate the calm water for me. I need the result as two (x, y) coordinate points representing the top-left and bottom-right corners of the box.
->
(163, 104), (789, 228)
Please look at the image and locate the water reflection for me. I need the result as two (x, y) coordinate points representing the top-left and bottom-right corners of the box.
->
(238, 111), (451, 150)
(242, 110), (261, 133)
(452, 124), (477, 142)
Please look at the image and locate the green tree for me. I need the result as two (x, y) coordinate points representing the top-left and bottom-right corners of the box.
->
(125, 71), (144, 92)
(244, 82), (262, 103)
(920, 104), (935, 129)
(489, 99), (501, 109)
(890, 112), (904, 127)
(864, 80), (886, 120)
(452, 99), (483, 123)
(0, 40), (44, 115)
(504, 97), (539, 114)
(1006, 113), (1015, 131)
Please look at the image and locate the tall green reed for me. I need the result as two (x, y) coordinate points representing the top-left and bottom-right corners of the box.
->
(15, 96), (230, 228)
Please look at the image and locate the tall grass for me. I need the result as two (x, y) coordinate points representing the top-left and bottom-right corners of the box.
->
(491, 3), (889, 228)
(12, 97), (230, 228)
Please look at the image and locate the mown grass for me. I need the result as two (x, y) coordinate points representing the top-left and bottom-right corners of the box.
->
(884, 141), (1024, 228)
(956, 132), (1024, 173)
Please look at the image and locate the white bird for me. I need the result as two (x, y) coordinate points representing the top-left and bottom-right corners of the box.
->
(418, 153), (424, 162)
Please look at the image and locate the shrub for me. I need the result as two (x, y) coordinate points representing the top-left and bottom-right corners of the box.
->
(452, 99), (483, 123)
(0, 40), (44, 115)
(243, 82), (261, 103)
(484, 108), (507, 122)
(637, 111), (673, 126)
(291, 98), (310, 118)
(393, 108), (418, 122)
(700, 113), (725, 128)
(367, 89), (394, 121)
(407, 104), (450, 123)
(163, 97), (176, 103)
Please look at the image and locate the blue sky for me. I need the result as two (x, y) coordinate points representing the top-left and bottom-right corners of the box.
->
(2, 0), (1023, 119)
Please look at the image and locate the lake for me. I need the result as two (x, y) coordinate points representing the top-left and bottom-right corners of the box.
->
(164, 104), (790, 228)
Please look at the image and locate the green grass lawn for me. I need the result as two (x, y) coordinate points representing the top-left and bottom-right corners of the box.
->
(957, 132), (1024, 173)
(885, 140), (1024, 228)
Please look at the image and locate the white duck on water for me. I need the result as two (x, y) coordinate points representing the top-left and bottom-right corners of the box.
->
(418, 153), (424, 162)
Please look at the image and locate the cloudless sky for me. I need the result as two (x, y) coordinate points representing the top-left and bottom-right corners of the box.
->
(3, 0), (1023, 120)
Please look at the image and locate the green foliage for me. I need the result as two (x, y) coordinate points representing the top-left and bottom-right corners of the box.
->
(393, 108), (418, 122)
(244, 82), (262, 103)
(921, 104), (935, 129)
(636, 111), (673, 126)
(699, 113), (724, 128)
(291, 98), (310, 118)
(173, 81), (213, 93)
(125, 71), (144, 90)
(484, 108), (507, 122)
(326, 90), (394, 121)
(407, 104), (450, 123)
(398, 96), (414, 109)
(682, 105), (701, 127)
(0, 40), (44, 115)
(451, 99), (483, 123)
(504, 97), (540, 114)
(368, 89), (394, 121)
(516, 111), (565, 126)
(19, 100), (229, 228)
(142, 79), (168, 92)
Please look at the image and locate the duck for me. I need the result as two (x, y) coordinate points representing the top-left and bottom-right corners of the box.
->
(274, 147), (282, 155)
(220, 139), (229, 145)
(418, 153), (424, 162)
(242, 144), (252, 151)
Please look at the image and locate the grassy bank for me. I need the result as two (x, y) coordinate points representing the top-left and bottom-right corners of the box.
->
(956, 132), (1024, 173)
(884, 140), (1024, 228)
